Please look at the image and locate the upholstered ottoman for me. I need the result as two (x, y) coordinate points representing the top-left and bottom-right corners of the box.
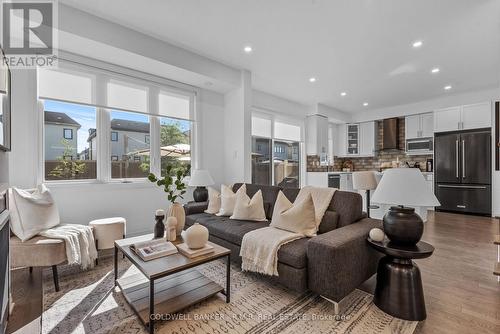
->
(89, 217), (126, 265)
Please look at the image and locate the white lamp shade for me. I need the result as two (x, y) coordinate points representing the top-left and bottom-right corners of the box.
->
(352, 171), (378, 190)
(371, 168), (440, 207)
(188, 170), (214, 187)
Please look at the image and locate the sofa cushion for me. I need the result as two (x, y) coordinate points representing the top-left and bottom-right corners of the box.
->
(277, 238), (309, 269)
(10, 235), (66, 267)
(280, 187), (300, 202)
(318, 211), (340, 234)
(186, 213), (269, 245)
(328, 191), (363, 227)
(233, 183), (280, 219)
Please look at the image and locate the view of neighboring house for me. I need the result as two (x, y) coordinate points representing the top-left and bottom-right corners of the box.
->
(44, 111), (81, 160)
(87, 118), (150, 162)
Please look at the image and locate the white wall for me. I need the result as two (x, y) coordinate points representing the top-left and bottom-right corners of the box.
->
(223, 70), (252, 184)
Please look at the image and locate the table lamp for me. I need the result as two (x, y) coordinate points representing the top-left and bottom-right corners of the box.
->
(188, 170), (214, 202)
(352, 171), (378, 217)
(371, 168), (440, 245)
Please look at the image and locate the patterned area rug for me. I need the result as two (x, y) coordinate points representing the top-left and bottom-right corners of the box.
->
(42, 256), (417, 334)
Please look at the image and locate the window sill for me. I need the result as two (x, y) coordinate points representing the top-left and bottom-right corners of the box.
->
(44, 179), (156, 190)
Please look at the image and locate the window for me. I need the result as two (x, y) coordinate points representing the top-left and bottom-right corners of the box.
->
(110, 110), (150, 179)
(252, 137), (271, 185)
(160, 117), (191, 177)
(38, 61), (196, 183)
(63, 128), (73, 140)
(251, 115), (302, 188)
(274, 141), (300, 188)
(43, 100), (97, 181)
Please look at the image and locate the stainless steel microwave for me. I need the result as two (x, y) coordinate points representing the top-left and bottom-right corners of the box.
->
(406, 137), (433, 154)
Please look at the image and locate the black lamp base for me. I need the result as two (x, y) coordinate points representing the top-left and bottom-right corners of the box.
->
(383, 206), (423, 245)
(193, 186), (208, 202)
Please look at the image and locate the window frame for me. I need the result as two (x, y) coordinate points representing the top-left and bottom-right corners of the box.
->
(111, 131), (118, 141)
(251, 110), (305, 188)
(37, 55), (198, 185)
(63, 128), (73, 140)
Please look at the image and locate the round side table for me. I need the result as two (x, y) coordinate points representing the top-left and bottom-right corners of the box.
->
(367, 238), (434, 321)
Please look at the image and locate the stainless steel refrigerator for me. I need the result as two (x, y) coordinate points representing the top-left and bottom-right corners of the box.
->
(434, 129), (491, 215)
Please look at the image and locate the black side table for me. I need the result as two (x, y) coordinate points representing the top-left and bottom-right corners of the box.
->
(367, 238), (434, 321)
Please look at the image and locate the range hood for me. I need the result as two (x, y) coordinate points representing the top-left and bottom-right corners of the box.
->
(381, 118), (400, 151)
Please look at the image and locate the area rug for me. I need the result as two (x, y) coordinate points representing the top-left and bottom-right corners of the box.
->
(42, 256), (417, 334)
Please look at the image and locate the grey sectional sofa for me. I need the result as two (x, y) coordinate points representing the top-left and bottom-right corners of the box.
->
(184, 183), (382, 304)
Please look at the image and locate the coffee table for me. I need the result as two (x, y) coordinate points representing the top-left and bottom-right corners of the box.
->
(114, 234), (231, 334)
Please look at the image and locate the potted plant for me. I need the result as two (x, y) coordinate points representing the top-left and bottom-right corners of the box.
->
(148, 165), (190, 235)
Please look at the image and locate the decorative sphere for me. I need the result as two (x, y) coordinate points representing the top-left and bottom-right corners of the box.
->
(184, 223), (209, 249)
(369, 228), (385, 242)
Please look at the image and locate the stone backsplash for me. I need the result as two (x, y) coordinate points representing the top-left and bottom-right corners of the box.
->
(306, 118), (433, 172)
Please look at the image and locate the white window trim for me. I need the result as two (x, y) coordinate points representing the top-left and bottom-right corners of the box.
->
(37, 52), (199, 186)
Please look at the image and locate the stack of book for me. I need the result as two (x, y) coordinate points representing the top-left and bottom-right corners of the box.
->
(176, 243), (214, 258)
(130, 239), (178, 261)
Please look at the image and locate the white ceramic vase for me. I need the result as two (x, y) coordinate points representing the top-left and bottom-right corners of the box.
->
(167, 202), (185, 236)
(184, 223), (209, 249)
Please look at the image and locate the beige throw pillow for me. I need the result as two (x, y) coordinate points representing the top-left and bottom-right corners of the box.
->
(204, 187), (221, 214)
(270, 190), (317, 237)
(216, 184), (246, 216)
(230, 189), (267, 221)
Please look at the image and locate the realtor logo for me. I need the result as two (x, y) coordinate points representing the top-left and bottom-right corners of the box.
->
(1, 0), (57, 68)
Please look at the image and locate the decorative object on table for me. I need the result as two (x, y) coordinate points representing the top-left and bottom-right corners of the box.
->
(165, 216), (177, 241)
(0, 47), (12, 152)
(342, 160), (353, 172)
(367, 238), (434, 321)
(188, 169), (215, 202)
(371, 168), (440, 245)
(154, 209), (165, 238)
(352, 171), (378, 217)
(176, 242), (214, 258)
(369, 228), (385, 242)
(184, 223), (209, 249)
(148, 164), (189, 236)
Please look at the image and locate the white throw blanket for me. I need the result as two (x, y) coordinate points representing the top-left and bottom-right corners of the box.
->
(39, 224), (98, 270)
(240, 186), (336, 276)
(240, 227), (303, 276)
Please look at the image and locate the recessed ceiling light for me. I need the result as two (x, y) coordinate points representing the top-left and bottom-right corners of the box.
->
(309, 77), (316, 83)
(444, 85), (452, 90)
(412, 40), (423, 48)
(363, 102), (369, 106)
(340, 92), (347, 96)
(431, 67), (440, 73)
(243, 46), (252, 53)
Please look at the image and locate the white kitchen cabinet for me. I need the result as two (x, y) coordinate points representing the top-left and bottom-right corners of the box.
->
(434, 102), (491, 133)
(335, 124), (347, 157)
(359, 121), (375, 156)
(434, 106), (461, 132)
(421, 113), (434, 137)
(346, 124), (360, 155)
(461, 102), (491, 130)
(406, 113), (434, 139)
(306, 114), (329, 156)
(405, 114), (421, 139)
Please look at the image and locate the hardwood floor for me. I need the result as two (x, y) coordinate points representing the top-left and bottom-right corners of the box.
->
(9, 211), (500, 334)
(365, 211), (500, 334)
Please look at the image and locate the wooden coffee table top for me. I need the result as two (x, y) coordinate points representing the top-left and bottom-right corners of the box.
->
(115, 234), (230, 280)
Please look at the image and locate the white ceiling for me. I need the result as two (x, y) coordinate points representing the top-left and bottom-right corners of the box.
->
(60, 0), (500, 113)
